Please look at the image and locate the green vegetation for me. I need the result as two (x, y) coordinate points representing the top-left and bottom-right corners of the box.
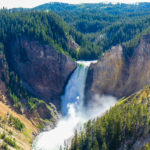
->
(143, 143), (150, 150)
(9, 92), (22, 111)
(36, 124), (44, 130)
(123, 27), (150, 59)
(0, 132), (18, 149)
(1, 4), (150, 60)
(1, 143), (9, 150)
(35, 2), (150, 59)
(0, 42), (4, 53)
(27, 97), (40, 110)
(67, 86), (150, 150)
(7, 70), (43, 112)
(8, 115), (25, 131)
(0, 9), (102, 60)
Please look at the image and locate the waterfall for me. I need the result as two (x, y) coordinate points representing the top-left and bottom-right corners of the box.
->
(32, 60), (117, 150)
(61, 63), (88, 116)
(61, 60), (97, 115)
(32, 61), (95, 150)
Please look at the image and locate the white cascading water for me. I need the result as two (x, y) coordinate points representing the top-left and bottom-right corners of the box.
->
(32, 61), (117, 150)
(61, 63), (88, 116)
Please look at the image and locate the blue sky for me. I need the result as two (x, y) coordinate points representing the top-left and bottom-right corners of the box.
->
(0, 0), (150, 9)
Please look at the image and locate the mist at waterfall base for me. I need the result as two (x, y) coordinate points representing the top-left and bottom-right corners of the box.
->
(32, 61), (117, 150)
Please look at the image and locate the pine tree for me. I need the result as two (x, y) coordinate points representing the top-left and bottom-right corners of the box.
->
(102, 141), (107, 150)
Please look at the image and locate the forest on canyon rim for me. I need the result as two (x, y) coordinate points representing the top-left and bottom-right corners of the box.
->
(0, 2), (150, 150)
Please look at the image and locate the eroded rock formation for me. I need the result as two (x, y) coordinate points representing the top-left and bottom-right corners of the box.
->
(85, 34), (150, 103)
(7, 37), (77, 107)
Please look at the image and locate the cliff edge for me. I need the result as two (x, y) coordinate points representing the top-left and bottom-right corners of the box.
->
(85, 34), (150, 103)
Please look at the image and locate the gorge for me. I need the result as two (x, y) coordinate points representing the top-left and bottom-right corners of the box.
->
(32, 61), (117, 150)
(1, 3), (150, 149)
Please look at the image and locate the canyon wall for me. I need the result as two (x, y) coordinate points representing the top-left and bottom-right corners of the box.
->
(85, 34), (150, 103)
(7, 37), (77, 107)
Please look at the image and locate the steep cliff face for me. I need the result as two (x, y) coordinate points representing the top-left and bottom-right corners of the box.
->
(7, 37), (77, 107)
(85, 34), (150, 103)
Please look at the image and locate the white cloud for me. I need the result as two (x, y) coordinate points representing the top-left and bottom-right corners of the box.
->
(0, 0), (150, 9)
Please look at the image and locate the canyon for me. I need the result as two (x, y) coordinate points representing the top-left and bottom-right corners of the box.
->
(1, 3), (150, 149)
